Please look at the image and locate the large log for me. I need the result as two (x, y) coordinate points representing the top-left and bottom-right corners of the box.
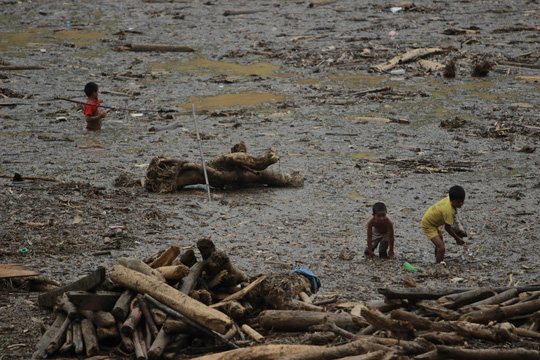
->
(460, 298), (540, 323)
(435, 345), (540, 359)
(110, 265), (233, 334)
(38, 267), (106, 307)
(192, 344), (321, 360)
(144, 149), (303, 193)
(462, 288), (519, 311)
(390, 309), (515, 342)
(437, 287), (495, 309)
(32, 312), (67, 359)
(258, 310), (362, 332)
(280, 341), (390, 360)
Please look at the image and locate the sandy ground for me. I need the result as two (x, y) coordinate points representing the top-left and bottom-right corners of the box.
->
(0, 0), (539, 358)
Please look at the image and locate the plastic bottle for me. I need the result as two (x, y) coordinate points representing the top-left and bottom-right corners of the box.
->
(67, 20), (71, 28)
(389, 69), (406, 75)
(403, 262), (420, 272)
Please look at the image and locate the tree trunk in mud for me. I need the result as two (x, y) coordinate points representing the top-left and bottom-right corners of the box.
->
(144, 147), (303, 193)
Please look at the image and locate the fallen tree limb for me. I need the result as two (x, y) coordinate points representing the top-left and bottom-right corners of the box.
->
(373, 47), (444, 72)
(437, 287), (495, 309)
(32, 312), (67, 358)
(390, 309), (515, 342)
(460, 298), (540, 323)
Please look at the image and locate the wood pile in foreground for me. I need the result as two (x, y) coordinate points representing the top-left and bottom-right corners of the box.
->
(32, 240), (540, 359)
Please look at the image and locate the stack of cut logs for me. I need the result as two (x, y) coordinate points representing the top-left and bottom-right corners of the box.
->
(33, 239), (540, 360)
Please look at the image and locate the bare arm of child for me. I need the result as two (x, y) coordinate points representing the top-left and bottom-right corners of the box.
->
(85, 112), (106, 123)
(444, 223), (464, 245)
(388, 218), (395, 259)
(366, 217), (375, 257)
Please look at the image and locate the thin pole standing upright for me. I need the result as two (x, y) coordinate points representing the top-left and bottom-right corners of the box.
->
(192, 104), (212, 202)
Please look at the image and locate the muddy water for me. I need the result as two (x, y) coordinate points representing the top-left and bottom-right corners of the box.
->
(1, 0), (539, 357)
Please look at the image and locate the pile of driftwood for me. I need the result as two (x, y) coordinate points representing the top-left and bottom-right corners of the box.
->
(143, 143), (303, 193)
(32, 239), (318, 360)
(33, 238), (540, 360)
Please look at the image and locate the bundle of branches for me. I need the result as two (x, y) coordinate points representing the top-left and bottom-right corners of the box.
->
(144, 142), (304, 193)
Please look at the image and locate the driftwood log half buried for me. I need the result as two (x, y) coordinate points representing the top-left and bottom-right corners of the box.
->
(144, 147), (303, 193)
(192, 344), (321, 360)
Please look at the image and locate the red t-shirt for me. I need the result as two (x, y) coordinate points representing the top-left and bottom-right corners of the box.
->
(84, 99), (101, 130)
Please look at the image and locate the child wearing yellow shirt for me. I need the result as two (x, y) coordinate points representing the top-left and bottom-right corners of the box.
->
(421, 186), (466, 263)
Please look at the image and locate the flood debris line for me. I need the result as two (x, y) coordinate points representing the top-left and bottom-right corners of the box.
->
(143, 143), (304, 193)
(32, 239), (324, 359)
(119, 43), (195, 52)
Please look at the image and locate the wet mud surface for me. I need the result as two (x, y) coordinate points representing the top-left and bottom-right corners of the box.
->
(1, 0), (539, 357)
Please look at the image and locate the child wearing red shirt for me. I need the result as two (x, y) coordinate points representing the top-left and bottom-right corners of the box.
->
(84, 82), (113, 130)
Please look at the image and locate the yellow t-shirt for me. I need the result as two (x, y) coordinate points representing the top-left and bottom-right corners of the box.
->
(422, 196), (456, 228)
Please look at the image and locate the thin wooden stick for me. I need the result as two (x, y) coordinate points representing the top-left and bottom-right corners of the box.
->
(192, 104), (212, 202)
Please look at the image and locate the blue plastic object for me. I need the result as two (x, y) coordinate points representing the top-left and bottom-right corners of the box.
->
(292, 267), (321, 293)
